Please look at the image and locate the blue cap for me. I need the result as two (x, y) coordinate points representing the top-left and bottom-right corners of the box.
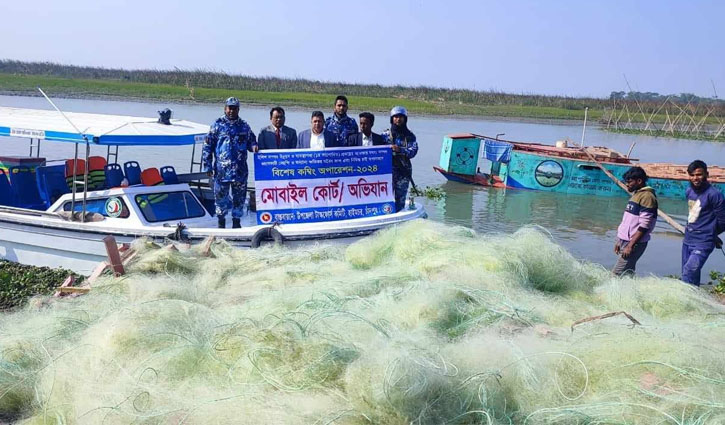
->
(390, 105), (408, 117)
(225, 97), (240, 107)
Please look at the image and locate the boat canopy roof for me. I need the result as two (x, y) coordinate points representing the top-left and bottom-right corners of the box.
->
(0, 107), (209, 146)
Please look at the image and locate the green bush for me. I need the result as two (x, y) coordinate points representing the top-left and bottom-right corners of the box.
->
(709, 270), (725, 295)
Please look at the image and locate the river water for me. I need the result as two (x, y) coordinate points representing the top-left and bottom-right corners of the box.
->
(2, 94), (724, 277)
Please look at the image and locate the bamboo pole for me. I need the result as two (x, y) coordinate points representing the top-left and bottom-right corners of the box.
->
(714, 124), (725, 140)
(581, 148), (686, 235)
(644, 96), (670, 132)
(580, 107), (589, 148)
(623, 75), (650, 126)
(662, 110), (671, 132)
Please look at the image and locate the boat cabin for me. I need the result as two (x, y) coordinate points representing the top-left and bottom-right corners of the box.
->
(0, 106), (218, 224)
(47, 184), (214, 228)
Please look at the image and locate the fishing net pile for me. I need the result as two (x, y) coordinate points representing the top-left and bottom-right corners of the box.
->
(1, 221), (724, 424)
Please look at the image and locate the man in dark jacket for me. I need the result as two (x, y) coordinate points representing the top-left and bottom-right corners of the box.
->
(612, 166), (658, 275)
(257, 106), (297, 150)
(682, 160), (725, 285)
(346, 112), (385, 147)
(297, 111), (337, 149)
(324, 95), (358, 146)
(382, 106), (418, 212)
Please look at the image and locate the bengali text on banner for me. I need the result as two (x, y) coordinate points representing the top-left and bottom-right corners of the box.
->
(253, 147), (395, 224)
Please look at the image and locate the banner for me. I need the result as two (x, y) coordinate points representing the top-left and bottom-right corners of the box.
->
(254, 147), (395, 224)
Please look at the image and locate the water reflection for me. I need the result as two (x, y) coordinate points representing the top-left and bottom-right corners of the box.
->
(423, 182), (722, 277)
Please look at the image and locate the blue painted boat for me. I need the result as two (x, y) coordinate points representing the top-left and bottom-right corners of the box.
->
(434, 133), (725, 200)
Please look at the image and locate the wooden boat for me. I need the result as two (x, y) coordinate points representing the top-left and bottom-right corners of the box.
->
(0, 107), (426, 273)
(434, 133), (725, 199)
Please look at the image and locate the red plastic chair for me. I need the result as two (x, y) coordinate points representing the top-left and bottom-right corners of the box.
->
(141, 168), (164, 186)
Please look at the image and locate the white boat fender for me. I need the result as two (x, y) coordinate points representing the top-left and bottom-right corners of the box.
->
(251, 226), (284, 248)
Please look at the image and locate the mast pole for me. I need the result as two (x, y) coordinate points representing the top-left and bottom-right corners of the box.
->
(580, 107), (589, 148)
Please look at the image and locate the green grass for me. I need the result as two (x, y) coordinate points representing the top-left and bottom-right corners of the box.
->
(1, 71), (722, 134)
(0, 73), (601, 121)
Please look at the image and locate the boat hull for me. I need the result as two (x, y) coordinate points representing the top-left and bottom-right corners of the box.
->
(435, 150), (723, 199)
(506, 151), (723, 199)
(0, 205), (427, 274)
(432, 166), (506, 187)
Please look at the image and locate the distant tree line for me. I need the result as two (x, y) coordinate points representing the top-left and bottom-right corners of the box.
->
(0, 60), (601, 109)
(1, 60), (722, 118)
(610, 91), (723, 105)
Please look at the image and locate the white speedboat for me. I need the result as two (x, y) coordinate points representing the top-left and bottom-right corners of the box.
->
(0, 106), (426, 274)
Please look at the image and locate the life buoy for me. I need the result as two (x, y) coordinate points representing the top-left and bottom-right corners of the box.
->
(251, 226), (284, 248)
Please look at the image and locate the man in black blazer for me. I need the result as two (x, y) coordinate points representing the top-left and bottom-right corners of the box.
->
(297, 111), (338, 149)
(346, 112), (385, 147)
(258, 106), (297, 150)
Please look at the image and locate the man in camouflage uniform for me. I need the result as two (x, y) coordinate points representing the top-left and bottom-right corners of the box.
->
(324, 95), (358, 147)
(382, 106), (418, 212)
(202, 97), (258, 228)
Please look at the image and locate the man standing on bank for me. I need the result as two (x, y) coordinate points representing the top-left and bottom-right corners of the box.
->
(382, 106), (418, 212)
(297, 111), (337, 149)
(202, 97), (258, 229)
(681, 160), (725, 285)
(257, 106), (297, 150)
(324, 95), (358, 147)
(346, 112), (385, 147)
(612, 166), (658, 276)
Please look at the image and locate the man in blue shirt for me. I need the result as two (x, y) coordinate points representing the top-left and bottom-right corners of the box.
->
(202, 97), (258, 228)
(324, 95), (358, 147)
(682, 160), (725, 285)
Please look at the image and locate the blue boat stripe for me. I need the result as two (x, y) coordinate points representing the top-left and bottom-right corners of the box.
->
(2, 125), (202, 146)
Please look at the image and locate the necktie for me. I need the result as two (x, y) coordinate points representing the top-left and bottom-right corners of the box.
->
(275, 128), (281, 149)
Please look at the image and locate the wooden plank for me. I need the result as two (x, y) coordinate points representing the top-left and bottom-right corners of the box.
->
(53, 275), (75, 297)
(201, 236), (216, 257)
(87, 261), (110, 284)
(121, 249), (139, 266)
(103, 235), (125, 276)
(57, 286), (91, 294)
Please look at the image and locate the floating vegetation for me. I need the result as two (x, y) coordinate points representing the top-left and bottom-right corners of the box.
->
(1, 221), (724, 424)
(411, 185), (446, 201)
(0, 260), (82, 310)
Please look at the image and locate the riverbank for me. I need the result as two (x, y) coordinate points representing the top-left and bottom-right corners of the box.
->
(4, 60), (723, 129)
(0, 73), (601, 121)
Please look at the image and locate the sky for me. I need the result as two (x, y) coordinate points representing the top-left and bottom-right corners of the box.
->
(2, 0), (723, 98)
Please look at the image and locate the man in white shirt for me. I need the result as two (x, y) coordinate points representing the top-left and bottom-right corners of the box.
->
(297, 111), (337, 149)
(346, 112), (385, 147)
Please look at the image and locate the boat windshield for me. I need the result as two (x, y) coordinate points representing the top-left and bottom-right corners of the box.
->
(134, 191), (206, 223)
(62, 196), (130, 218)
